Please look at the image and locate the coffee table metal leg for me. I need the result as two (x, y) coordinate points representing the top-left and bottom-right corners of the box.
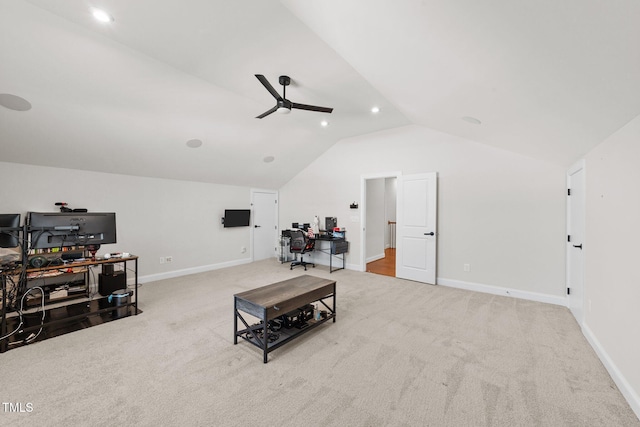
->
(333, 285), (337, 323)
(263, 307), (268, 363)
(233, 299), (238, 344)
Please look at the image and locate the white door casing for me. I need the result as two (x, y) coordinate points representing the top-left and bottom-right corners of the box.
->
(396, 172), (438, 284)
(251, 190), (278, 261)
(567, 161), (585, 324)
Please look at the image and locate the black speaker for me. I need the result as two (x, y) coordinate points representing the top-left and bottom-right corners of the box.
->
(99, 271), (126, 296)
(102, 264), (114, 275)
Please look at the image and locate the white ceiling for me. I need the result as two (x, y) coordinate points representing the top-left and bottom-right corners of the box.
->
(2, 1), (639, 188)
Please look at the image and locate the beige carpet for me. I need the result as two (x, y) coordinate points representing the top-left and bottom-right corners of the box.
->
(1, 259), (638, 426)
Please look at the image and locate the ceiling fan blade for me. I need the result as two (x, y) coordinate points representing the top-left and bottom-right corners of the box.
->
(291, 102), (333, 114)
(256, 105), (278, 119)
(255, 74), (283, 101)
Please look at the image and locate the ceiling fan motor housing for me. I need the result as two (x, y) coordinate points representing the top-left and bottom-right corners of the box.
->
(279, 75), (291, 86)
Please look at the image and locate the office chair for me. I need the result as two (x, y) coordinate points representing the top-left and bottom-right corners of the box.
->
(289, 229), (315, 271)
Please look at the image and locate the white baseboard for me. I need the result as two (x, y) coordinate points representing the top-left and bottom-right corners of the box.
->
(366, 253), (385, 263)
(437, 277), (566, 306)
(582, 323), (640, 420)
(138, 258), (252, 283)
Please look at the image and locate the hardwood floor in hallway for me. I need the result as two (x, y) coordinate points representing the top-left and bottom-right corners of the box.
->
(366, 248), (396, 277)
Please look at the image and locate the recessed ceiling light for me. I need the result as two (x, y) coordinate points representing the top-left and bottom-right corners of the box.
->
(320, 120), (329, 127)
(0, 94), (32, 111)
(186, 139), (203, 148)
(371, 106), (380, 113)
(92, 8), (114, 23)
(263, 156), (275, 163)
(462, 116), (482, 125)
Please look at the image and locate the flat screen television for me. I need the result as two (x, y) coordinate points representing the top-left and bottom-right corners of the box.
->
(0, 213), (21, 248)
(28, 212), (117, 249)
(223, 209), (250, 228)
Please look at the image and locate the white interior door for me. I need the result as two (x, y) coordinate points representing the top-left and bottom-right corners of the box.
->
(251, 190), (278, 261)
(567, 161), (585, 324)
(396, 172), (437, 284)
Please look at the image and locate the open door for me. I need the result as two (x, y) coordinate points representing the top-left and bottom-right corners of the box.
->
(567, 161), (585, 324)
(396, 172), (437, 284)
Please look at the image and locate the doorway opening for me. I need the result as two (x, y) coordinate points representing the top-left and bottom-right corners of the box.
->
(361, 174), (398, 277)
(361, 171), (438, 284)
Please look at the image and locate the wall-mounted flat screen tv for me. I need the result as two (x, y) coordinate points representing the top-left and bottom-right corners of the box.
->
(28, 212), (117, 249)
(223, 209), (250, 228)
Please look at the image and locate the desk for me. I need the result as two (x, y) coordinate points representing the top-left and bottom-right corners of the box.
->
(234, 275), (336, 363)
(312, 234), (348, 273)
(279, 231), (348, 273)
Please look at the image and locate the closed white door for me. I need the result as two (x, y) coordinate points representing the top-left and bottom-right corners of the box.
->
(567, 161), (585, 324)
(396, 172), (437, 284)
(252, 190), (278, 261)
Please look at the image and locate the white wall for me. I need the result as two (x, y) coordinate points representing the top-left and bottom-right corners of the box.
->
(0, 162), (253, 281)
(583, 114), (640, 417)
(279, 125), (566, 299)
(365, 178), (385, 262)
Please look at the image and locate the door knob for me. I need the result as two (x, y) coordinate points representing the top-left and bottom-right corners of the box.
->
(254, 225), (261, 228)
(573, 244), (583, 250)
(424, 232), (435, 236)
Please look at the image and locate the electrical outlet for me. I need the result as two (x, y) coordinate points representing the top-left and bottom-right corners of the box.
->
(166, 256), (173, 263)
(240, 247), (246, 254)
(159, 257), (165, 264)
(464, 263), (470, 272)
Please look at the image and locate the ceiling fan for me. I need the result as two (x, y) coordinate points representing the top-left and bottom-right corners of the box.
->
(254, 74), (333, 119)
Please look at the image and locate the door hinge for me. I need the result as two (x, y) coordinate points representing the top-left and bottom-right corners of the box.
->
(567, 235), (571, 242)
(567, 189), (571, 196)
(567, 287), (571, 295)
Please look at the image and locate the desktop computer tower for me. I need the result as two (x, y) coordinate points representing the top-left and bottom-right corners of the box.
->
(325, 217), (337, 231)
(99, 271), (126, 296)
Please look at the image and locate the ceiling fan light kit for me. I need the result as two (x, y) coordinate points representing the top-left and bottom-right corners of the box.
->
(255, 74), (333, 119)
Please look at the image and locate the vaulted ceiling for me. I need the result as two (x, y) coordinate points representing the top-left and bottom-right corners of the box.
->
(2, 1), (639, 188)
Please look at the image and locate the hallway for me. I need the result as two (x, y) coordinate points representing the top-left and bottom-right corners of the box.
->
(366, 248), (395, 277)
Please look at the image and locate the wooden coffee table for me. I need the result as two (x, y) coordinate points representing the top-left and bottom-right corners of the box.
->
(234, 275), (336, 363)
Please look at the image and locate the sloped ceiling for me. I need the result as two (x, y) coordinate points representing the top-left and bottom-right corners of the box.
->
(1, 1), (639, 188)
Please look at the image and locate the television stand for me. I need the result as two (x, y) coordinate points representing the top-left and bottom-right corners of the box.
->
(1, 256), (140, 353)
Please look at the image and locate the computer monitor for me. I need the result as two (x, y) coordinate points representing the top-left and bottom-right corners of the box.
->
(0, 213), (21, 248)
(28, 212), (117, 249)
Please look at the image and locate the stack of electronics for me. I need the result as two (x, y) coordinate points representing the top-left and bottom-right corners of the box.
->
(244, 304), (316, 343)
(279, 304), (315, 329)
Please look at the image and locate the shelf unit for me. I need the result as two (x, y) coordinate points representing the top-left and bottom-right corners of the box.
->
(1, 256), (140, 353)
